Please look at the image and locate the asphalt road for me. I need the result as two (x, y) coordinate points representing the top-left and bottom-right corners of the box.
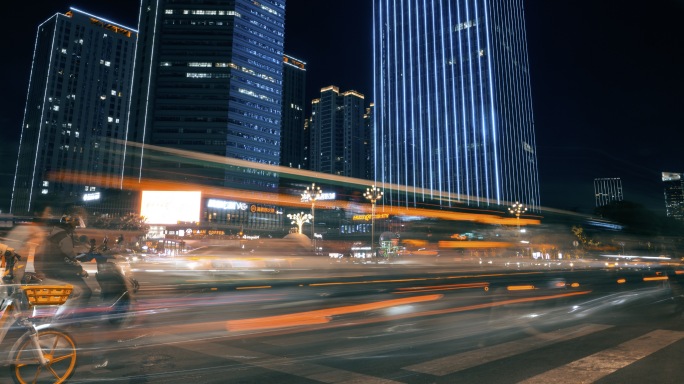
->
(3, 262), (682, 383)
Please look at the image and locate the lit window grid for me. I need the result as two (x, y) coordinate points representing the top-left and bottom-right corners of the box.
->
(135, 0), (285, 183)
(662, 174), (684, 219)
(11, 9), (136, 214)
(594, 178), (624, 207)
(373, 0), (540, 211)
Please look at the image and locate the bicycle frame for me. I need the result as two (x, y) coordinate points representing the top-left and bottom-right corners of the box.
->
(1, 284), (78, 383)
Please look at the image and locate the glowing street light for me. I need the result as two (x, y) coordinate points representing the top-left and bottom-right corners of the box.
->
(364, 185), (384, 257)
(508, 201), (527, 232)
(301, 183), (322, 251)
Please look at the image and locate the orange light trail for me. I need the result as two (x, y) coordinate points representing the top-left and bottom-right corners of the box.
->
(226, 290), (593, 333)
(507, 285), (536, 291)
(643, 276), (668, 281)
(235, 286), (272, 290)
(309, 277), (434, 287)
(394, 282), (489, 293)
(225, 294), (443, 332)
(75, 291), (594, 345)
(48, 137), (544, 226)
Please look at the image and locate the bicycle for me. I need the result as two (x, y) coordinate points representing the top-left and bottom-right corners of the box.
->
(1, 283), (78, 384)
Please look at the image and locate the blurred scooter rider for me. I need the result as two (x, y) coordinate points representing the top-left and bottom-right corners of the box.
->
(34, 215), (92, 307)
(1, 243), (21, 281)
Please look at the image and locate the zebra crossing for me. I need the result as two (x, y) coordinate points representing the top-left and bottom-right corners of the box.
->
(152, 321), (684, 384)
(61, 318), (683, 383)
(403, 323), (614, 376)
(519, 329), (684, 384)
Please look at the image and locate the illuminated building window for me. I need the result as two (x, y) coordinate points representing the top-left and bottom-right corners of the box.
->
(186, 73), (211, 78)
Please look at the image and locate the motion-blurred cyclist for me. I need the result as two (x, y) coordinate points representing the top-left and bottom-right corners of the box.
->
(33, 214), (92, 307)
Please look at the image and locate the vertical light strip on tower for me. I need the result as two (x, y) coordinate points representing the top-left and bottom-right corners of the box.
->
(446, 0), (460, 202)
(483, 0), (501, 205)
(456, 0), (470, 204)
(437, 0), (449, 203)
(400, 0), (409, 204)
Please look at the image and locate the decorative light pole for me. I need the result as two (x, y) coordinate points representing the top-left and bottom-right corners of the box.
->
(301, 183), (322, 251)
(508, 201), (527, 233)
(363, 185), (384, 257)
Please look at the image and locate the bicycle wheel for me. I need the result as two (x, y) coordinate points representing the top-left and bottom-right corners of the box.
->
(9, 328), (77, 384)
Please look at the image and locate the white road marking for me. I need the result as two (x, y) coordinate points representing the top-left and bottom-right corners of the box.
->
(404, 323), (613, 376)
(519, 329), (684, 384)
(162, 332), (404, 384)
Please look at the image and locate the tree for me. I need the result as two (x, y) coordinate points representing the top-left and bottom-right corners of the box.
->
(90, 212), (149, 232)
(595, 200), (684, 236)
(571, 225), (601, 247)
(287, 212), (312, 235)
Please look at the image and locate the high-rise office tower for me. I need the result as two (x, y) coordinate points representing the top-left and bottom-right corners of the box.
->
(11, 8), (137, 215)
(280, 54), (307, 170)
(594, 178), (623, 207)
(363, 103), (375, 181)
(129, 0), (285, 191)
(373, 0), (540, 210)
(662, 172), (684, 220)
(310, 86), (368, 179)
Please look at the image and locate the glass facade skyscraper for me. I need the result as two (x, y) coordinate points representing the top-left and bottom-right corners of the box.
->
(129, 0), (285, 191)
(662, 172), (684, 220)
(11, 8), (137, 215)
(280, 54), (307, 170)
(310, 86), (368, 179)
(373, 0), (540, 211)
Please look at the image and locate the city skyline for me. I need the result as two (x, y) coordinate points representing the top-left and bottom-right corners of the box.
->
(1, 1), (682, 215)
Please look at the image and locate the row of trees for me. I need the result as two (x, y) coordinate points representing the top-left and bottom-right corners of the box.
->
(89, 211), (149, 232)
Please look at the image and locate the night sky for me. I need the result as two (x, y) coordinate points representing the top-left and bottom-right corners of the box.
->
(1, 1), (682, 215)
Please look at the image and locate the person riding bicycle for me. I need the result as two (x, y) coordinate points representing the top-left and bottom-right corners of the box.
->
(33, 214), (92, 308)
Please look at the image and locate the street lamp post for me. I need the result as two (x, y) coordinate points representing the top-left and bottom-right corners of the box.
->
(301, 183), (322, 252)
(364, 185), (383, 258)
(508, 201), (527, 233)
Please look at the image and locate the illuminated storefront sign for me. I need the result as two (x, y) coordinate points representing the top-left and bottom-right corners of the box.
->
(250, 205), (276, 214)
(352, 213), (390, 221)
(207, 198), (248, 210)
(82, 192), (101, 201)
(301, 192), (336, 202)
(184, 229), (226, 236)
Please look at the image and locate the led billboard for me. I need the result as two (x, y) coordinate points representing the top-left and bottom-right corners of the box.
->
(141, 191), (201, 224)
